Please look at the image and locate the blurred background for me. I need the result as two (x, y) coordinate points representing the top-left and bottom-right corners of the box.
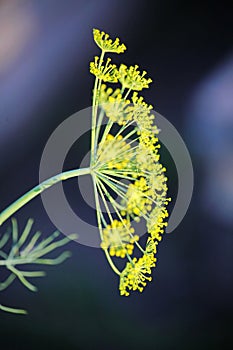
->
(0, 0), (232, 349)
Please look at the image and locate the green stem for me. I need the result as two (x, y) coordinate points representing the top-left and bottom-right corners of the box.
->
(92, 175), (121, 276)
(0, 304), (27, 315)
(94, 108), (105, 159)
(98, 178), (145, 255)
(104, 249), (121, 276)
(0, 167), (90, 226)
(91, 50), (105, 165)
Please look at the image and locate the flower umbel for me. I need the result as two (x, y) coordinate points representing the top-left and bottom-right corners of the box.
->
(93, 28), (126, 53)
(90, 29), (171, 296)
(101, 219), (138, 258)
(119, 64), (152, 91)
(90, 57), (119, 83)
(119, 253), (156, 296)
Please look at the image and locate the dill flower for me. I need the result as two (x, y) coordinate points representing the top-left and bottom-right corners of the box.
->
(119, 64), (152, 91)
(119, 253), (156, 296)
(145, 237), (158, 258)
(93, 28), (126, 53)
(101, 219), (139, 258)
(90, 57), (119, 83)
(97, 134), (133, 170)
(99, 85), (131, 125)
(128, 92), (159, 135)
(119, 238), (158, 296)
(121, 177), (153, 219)
(147, 204), (170, 241)
(89, 28), (171, 296)
(147, 164), (168, 195)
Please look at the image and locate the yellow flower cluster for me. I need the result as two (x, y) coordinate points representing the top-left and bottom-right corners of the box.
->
(119, 64), (152, 91)
(121, 177), (153, 219)
(129, 92), (159, 134)
(119, 236), (159, 295)
(145, 237), (158, 258)
(119, 250), (156, 295)
(101, 219), (139, 258)
(93, 28), (126, 53)
(90, 57), (119, 83)
(99, 85), (131, 125)
(135, 140), (160, 173)
(90, 28), (171, 297)
(147, 203), (170, 241)
(148, 165), (168, 195)
(97, 134), (133, 170)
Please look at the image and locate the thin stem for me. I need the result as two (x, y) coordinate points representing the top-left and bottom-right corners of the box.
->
(123, 88), (132, 100)
(18, 219), (34, 249)
(94, 108), (105, 159)
(0, 167), (90, 226)
(96, 178), (137, 262)
(0, 232), (10, 249)
(95, 128), (138, 169)
(98, 179), (145, 255)
(104, 249), (121, 276)
(102, 170), (137, 182)
(92, 175), (121, 276)
(114, 119), (136, 139)
(98, 180), (124, 211)
(0, 304), (27, 315)
(91, 50), (105, 164)
(95, 178), (113, 224)
(0, 273), (16, 291)
(0, 251), (72, 267)
(92, 175), (104, 241)
(7, 265), (37, 292)
(97, 119), (114, 152)
(97, 172), (127, 195)
(102, 170), (164, 209)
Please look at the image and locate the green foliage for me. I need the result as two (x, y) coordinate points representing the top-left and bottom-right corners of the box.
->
(0, 218), (77, 314)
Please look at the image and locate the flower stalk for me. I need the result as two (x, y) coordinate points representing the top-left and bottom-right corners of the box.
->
(0, 167), (90, 227)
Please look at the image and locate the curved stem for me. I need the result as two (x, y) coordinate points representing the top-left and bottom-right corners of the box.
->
(0, 303), (27, 315)
(104, 249), (121, 276)
(0, 167), (90, 226)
